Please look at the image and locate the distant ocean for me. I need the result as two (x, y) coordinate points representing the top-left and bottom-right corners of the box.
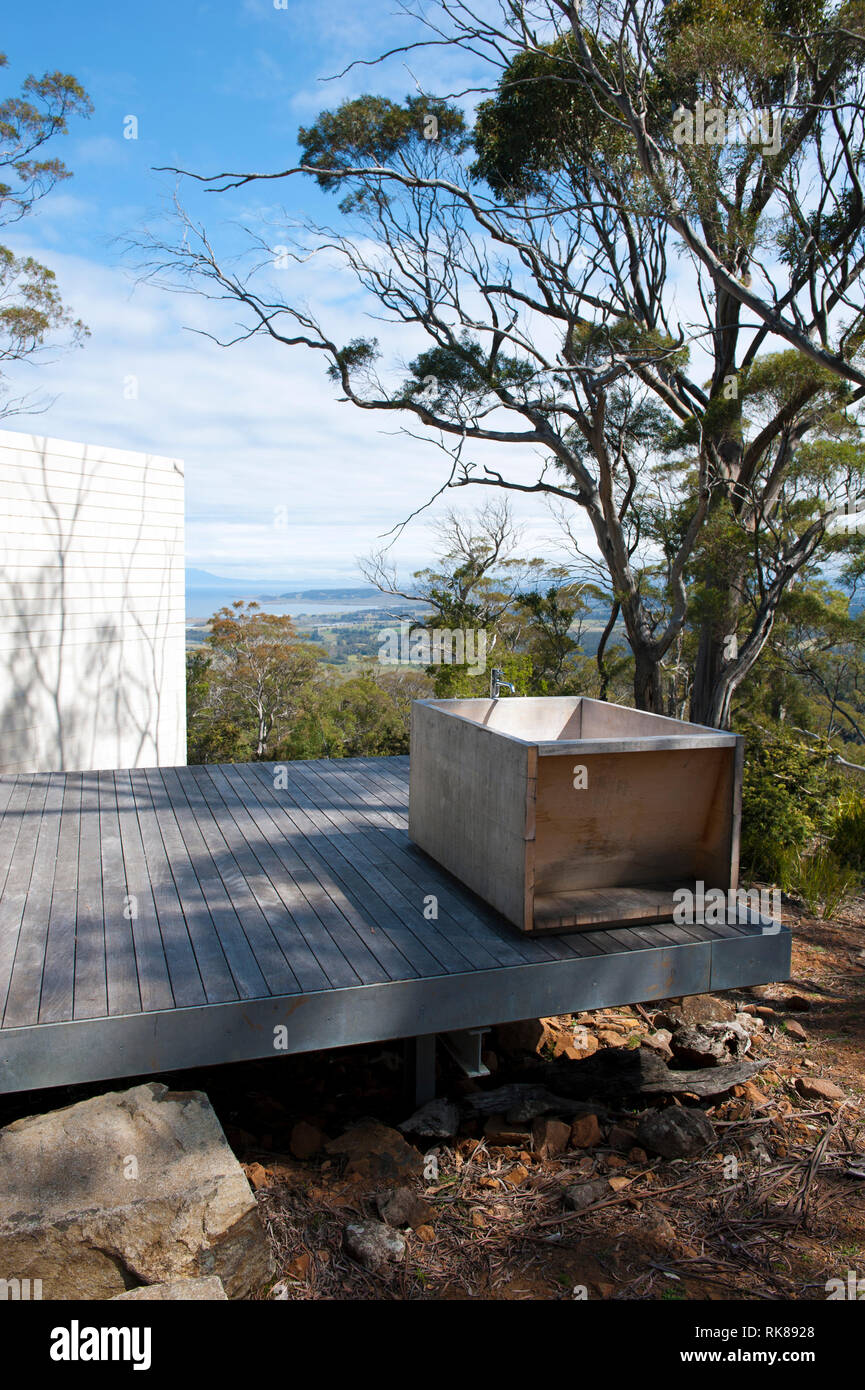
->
(185, 587), (410, 624)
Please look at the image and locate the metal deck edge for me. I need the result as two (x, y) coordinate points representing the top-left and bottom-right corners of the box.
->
(0, 927), (791, 1095)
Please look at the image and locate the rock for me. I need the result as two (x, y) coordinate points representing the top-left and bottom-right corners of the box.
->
(554, 1032), (599, 1061)
(785, 1021), (808, 1042)
(742, 1134), (772, 1164)
(243, 1162), (271, 1191)
(596, 1029), (629, 1047)
(325, 1120), (423, 1182)
(344, 1220), (406, 1273)
(501, 1163), (530, 1188)
(794, 1077), (845, 1102)
(641, 1028), (673, 1060)
(644, 1214), (677, 1250)
(650, 1010), (678, 1031)
(570, 1113), (602, 1149)
(532, 1117), (571, 1159)
(563, 1179), (610, 1212)
(677, 994), (737, 1024)
(398, 1098), (460, 1139)
(112, 1277), (228, 1301)
(0, 1082), (274, 1300)
(376, 1186), (435, 1230)
(659, 995), (737, 1027)
(607, 1123), (637, 1151)
(732, 1080), (772, 1108)
(637, 1107), (715, 1159)
(735, 1012), (764, 1034)
(289, 1121), (327, 1160)
(484, 1115), (532, 1147)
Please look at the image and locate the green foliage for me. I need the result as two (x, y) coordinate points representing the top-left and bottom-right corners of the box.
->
(400, 332), (537, 418)
(515, 584), (592, 693)
(277, 671), (412, 759)
(472, 39), (622, 200)
(429, 650), (531, 699)
(779, 845), (859, 920)
(739, 718), (846, 876)
(829, 793), (865, 871)
(326, 336), (379, 386)
(298, 93), (468, 212)
(0, 52), (92, 407)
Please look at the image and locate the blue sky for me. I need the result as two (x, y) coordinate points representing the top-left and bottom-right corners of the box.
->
(1, 0), (580, 585)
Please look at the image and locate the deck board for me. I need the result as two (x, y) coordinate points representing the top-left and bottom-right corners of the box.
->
(0, 756), (792, 1096)
(141, 767), (238, 1005)
(113, 770), (173, 1015)
(195, 764), (349, 992)
(0, 775), (53, 1022)
(127, 768), (205, 1009)
(39, 773), (83, 1023)
(3, 776), (65, 1027)
(212, 764), (393, 987)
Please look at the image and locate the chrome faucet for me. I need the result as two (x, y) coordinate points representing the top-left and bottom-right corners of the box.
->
(490, 668), (516, 699)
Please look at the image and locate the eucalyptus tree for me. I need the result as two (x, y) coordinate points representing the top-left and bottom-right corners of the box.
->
(149, 0), (865, 725)
(0, 52), (91, 414)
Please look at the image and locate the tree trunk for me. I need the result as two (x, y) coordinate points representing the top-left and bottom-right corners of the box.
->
(691, 623), (729, 727)
(633, 650), (663, 713)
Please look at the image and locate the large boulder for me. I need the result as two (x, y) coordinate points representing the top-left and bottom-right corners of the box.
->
(112, 1277), (228, 1301)
(0, 1082), (274, 1300)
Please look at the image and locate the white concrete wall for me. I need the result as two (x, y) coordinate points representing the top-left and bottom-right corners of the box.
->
(0, 429), (186, 772)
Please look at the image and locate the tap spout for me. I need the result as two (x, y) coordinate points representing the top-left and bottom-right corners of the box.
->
(490, 668), (517, 698)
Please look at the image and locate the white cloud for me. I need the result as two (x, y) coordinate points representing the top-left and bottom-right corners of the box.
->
(0, 241), (586, 585)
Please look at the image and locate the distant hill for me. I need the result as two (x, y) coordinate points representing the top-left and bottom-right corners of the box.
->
(186, 570), (393, 601)
(186, 568), (252, 588)
(271, 588), (392, 602)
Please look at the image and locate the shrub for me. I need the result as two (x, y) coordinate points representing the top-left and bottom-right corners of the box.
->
(829, 792), (865, 872)
(739, 719), (845, 879)
(780, 846), (858, 921)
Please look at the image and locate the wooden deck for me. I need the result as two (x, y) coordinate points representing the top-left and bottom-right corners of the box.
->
(0, 757), (791, 1094)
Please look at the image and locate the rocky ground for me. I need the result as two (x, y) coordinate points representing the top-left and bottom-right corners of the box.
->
(2, 895), (863, 1301)
(229, 895), (865, 1301)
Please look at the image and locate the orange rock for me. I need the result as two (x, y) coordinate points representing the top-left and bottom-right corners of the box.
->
(244, 1162), (271, 1191)
(570, 1113), (602, 1149)
(532, 1117), (571, 1159)
(501, 1164), (530, 1188)
(286, 1251), (311, 1280)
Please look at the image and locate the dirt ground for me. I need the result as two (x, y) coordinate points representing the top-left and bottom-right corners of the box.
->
(231, 894), (865, 1301)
